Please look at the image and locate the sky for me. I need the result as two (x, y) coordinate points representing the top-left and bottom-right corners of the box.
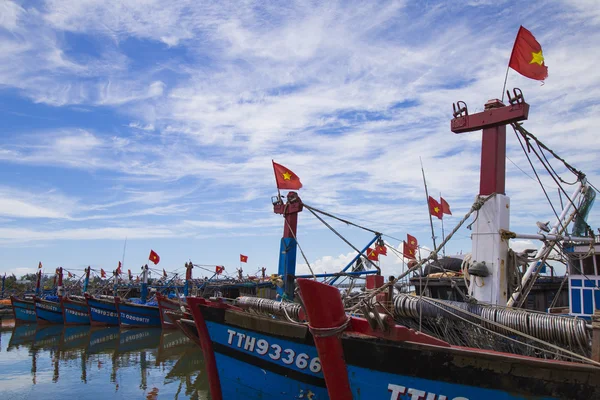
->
(1, 0), (599, 281)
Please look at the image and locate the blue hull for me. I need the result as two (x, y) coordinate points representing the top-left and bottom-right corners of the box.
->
(117, 302), (162, 327)
(347, 364), (555, 400)
(205, 319), (327, 400)
(87, 297), (119, 326)
(35, 299), (64, 324)
(11, 297), (37, 322)
(62, 299), (90, 325)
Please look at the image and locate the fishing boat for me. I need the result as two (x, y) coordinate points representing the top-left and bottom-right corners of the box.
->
(61, 267), (91, 325)
(11, 269), (43, 323)
(10, 295), (37, 323)
(34, 267), (64, 324)
(186, 90), (600, 399)
(85, 293), (120, 326)
(156, 262), (193, 329)
(115, 264), (162, 328)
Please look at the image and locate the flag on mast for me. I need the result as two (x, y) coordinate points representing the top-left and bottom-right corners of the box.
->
(440, 197), (452, 215)
(272, 161), (303, 190)
(428, 196), (443, 219)
(149, 250), (160, 265)
(508, 26), (548, 81)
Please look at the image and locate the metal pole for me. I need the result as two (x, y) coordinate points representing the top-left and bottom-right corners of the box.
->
(421, 158), (437, 250)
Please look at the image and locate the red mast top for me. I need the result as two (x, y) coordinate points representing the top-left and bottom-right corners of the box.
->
(450, 89), (529, 195)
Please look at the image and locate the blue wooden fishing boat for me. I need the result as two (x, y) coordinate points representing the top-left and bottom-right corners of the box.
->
(115, 264), (162, 328)
(61, 267), (91, 325)
(34, 296), (64, 324)
(85, 294), (119, 326)
(61, 296), (90, 325)
(10, 296), (37, 323)
(115, 298), (162, 328)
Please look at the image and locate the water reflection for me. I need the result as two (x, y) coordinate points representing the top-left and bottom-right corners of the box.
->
(0, 322), (209, 399)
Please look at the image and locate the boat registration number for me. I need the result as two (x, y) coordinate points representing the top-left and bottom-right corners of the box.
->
(226, 328), (322, 373)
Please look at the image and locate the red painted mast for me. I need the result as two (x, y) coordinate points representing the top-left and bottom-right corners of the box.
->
(450, 89), (529, 304)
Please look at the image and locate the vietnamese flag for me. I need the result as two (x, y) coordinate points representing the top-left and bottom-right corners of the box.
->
(240, 254), (248, 263)
(149, 250), (160, 265)
(402, 241), (416, 260)
(68, 271), (73, 278)
(38, 261), (43, 270)
(509, 26), (548, 81)
(116, 261), (122, 275)
(367, 248), (379, 261)
(216, 265), (225, 275)
(428, 196), (443, 219)
(441, 197), (452, 215)
(407, 234), (418, 250)
(272, 161), (302, 190)
(128, 269), (133, 281)
(101, 268), (106, 278)
(375, 244), (387, 256)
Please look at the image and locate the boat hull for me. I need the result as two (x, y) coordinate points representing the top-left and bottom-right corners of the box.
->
(188, 297), (328, 400)
(157, 294), (186, 329)
(61, 297), (90, 325)
(35, 298), (64, 324)
(85, 295), (119, 326)
(115, 299), (161, 328)
(10, 296), (37, 323)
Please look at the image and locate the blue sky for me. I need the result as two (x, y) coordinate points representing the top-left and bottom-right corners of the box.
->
(1, 0), (599, 280)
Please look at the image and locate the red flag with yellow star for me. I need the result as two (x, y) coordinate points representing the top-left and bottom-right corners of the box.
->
(272, 161), (302, 190)
(428, 196), (443, 219)
(402, 241), (416, 260)
(366, 248), (379, 261)
(149, 250), (160, 265)
(509, 26), (548, 81)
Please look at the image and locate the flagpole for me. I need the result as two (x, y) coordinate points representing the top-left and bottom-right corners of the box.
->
(121, 237), (127, 271)
(501, 64), (510, 102)
(502, 26), (522, 102)
(272, 160), (282, 202)
(440, 192), (446, 257)
(420, 157), (437, 251)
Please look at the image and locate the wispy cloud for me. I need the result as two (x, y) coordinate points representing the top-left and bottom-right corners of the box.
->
(0, 0), (599, 273)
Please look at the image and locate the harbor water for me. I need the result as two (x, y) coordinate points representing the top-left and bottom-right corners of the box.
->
(0, 319), (210, 400)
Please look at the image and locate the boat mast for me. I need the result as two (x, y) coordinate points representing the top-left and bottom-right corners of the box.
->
(83, 266), (91, 294)
(273, 191), (303, 301)
(141, 264), (149, 303)
(450, 91), (529, 304)
(57, 267), (63, 297)
(420, 158), (437, 251)
(184, 261), (193, 297)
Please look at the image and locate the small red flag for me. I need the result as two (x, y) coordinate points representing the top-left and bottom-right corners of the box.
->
(509, 26), (548, 81)
(68, 271), (73, 278)
(272, 161), (302, 190)
(163, 268), (167, 278)
(407, 234), (418, 250)
(149, 250), (160, 265)
(101, 268), (106, 278)
(366, 248), (379, 261)
(128, 269), (133, 281)
(402, 241), (416, 260)
(216, 266), (224, 275)
(38, 261), (42, 269)
(240, 254), (248, 263)
(441, 197), (452, 215)
(116, 261), (122, 275)
(428, 196), (443, 219)
(375, 244), (387, 256)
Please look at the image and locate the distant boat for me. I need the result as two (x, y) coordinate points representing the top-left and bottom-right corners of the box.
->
(85, 294), (119, 326)
(34, 296), (63, 324)
(115, 297), (162, 328)
(61, 295), (90, 325)
(157, 293), (187, 330)
(10, 296), (37, 323)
